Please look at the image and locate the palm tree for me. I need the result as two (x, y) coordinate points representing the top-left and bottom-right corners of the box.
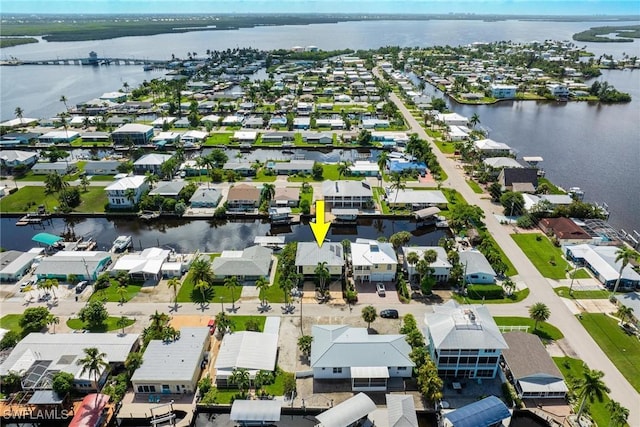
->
(377, 151), (389, 173)
(195, 157), (207, 182)
(44, 173), (68, 195)
(406, 251), (419, 280)
(261, 183), (275, 204)
(77, 347), (108, 394)
(60, 95), (69, 112)
(503, 277), (516, 296)
(611, 246), (638, 296)
(470, 113), (481, 128)
(124, 188), (137, 207)
(116, 286), (128, 304)
(14, 106), (24, 121)
(122, 82), (130, 93)
(117, 316), (130, 335)
(224, 276), (240, 312)
(229, 368), (251, 396)
(616, 305), (634, 325)
(148, 310), (169, 332)
(167, 278), (180, 310)
(575, 368), (610, 422)
(389, 172), (406, 205)
(529, 302), (550, 331)
(47, 314), (60, 334)
(415, 259), (430, 288)
(362, 305), (377, 329)
(80, 175), (90, 192)
(144, 171), (159, 189)
(606, 400), (629, 427)
(125, 352), (143, 376)
(46, 278), (59, 298)
(254, 370), (274, 393)
(194, 280), (210, 307)
(189, 257), (214, 286)
(254, 276), (269, 307)
(337, 161), (352, 179)
(314, 261), (330, 293)
(279, 278), (294, 308)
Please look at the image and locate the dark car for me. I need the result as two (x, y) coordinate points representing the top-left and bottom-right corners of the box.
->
(380, 309), (399, 319)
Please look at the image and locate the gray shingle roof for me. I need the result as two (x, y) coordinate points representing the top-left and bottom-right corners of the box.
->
(458, 250), (496, 277)
(212, 245), (273, 277)
(322, 180), (372, 198)
(295, 242), (345, 267)
(502, 332), (563, 381)
(149, 181), (187, 196)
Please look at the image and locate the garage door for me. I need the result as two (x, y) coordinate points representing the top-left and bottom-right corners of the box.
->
(371, 273), (395, 282)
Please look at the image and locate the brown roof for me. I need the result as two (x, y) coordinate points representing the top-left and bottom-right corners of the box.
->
(539, 217), (591, 240)
(274, 187), (300, 201)
(502, 332), (563, 380)
(227, 184), (260, 202)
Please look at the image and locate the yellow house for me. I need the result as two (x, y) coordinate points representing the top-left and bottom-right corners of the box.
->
(295, 242), (345, 277)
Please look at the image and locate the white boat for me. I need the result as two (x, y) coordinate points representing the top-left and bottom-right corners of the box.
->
(111, 235), (132, 253)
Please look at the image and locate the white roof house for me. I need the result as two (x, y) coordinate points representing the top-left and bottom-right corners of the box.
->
(131, 327), (209, 394)
(212, 245), (273, 281)
(458, 250), (496, 284)
(386, 189), (448, 209)
(0, 150), (38, 167)
(351, 238), (398, 282)
(105, 175), (147, 192)
(230, 400), (281, 425)
(387, 394), (419, 427)
(311, 325), (414, 391)
(483, 157), (523, 169)
(133, 153), (173, 168)
(295, 242), (345, 276)
(0, 117), (39, 128)
(436, 112), (468, 126)
(322, 180), (373, 208)
(315, 393), (376, 427)
(473, 138), (512, 153)
(566, 244), (640, 288)
(111, 247), (170, 281)
(34, 251), (111, 281)
(214, 330), (278, 383)
(233, 131), (257, 142)
(0, 250), (41, 282)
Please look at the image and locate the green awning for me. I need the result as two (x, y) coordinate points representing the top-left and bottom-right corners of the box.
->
(32, 233), (62, 246)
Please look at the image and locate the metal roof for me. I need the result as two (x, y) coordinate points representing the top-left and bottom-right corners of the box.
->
(315, 393), (376, 427)
(295, 242), (345, 267)
(212, 245), (273, 277)
(68, 394), (110, 427)
(32, 233), (62, 246)
(230, 400), (281, 422)
(214, 331), (278, 372)
(28, 390), (65, 405)
(386, 394), (419, 427)
(351, 366), (389, 378)
(444, 396), (510, 427)
(414, 207), (441, 219)
(458, 250), (496, 277)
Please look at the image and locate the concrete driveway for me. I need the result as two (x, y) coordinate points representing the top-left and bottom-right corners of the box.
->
(354, 280), (400, 305)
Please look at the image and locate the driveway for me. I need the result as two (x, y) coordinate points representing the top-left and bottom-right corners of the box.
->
(354, 280), (400, 305)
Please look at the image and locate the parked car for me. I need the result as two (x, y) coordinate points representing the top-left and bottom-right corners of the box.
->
(75, 281), (89, 294)
(19, 277), (37, 292)
(376, 282), (386, 296)
(380, 309), (399, 319)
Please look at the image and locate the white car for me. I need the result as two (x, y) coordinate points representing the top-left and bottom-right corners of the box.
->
(19, 277), (37, 292)
(376, 282), (386, 296)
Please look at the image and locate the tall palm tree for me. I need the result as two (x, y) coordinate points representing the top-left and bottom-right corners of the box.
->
(470, 113), (481, 128)
(575, 368), (610, 422)
(261, 183), (275, 204)
(77, 347), (108, 394)
(377, 151), (389, 173)
(144, 171), (159, 189)
(279, 278), (294, 308)
(47, 314), (60, 334)
(415, 259), (430, 287)
(189, 257), (214, 285)
(529, 302), (550, 331)
(337, 161), (352, 179)
(361, 305), (377, 329)
(60, 95), (69, 112)
(616, 305), (634, 325)
(44, 173), (68, 195)
(116, 286), (128, 304)
(195, 157), (207, 182)
(406, 251), (419, 280)
(230, 368), (251, 396)
(117, 316), (130, 335)
(194, 280), (210, 307)
(45, 278), (59, 298)
(167, 278), (180, 310)
(611, 246), (638, 296)
(14, 107), (24, 121)
(224, 276), (240, 312)
(389, 172), (406, 205)
(124, 188), (137, 207)
(314, 262), (331, 293)
(254, 276), (269, 307)
(80, 175), (90, 192)
(149, 311), (169, 332)
(606, 400), (629, 427)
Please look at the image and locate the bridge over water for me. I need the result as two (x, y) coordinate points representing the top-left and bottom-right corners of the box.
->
(0, 51), (168, 67)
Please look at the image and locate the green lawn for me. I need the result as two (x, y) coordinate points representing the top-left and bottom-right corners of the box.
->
(176, 256), (241, 304)
(372, 187), (391, 214)
(89, 281), (143, 303)
(89, 175), (115, 182)
(494, 316), (564, 341)
(453, 288), (529, 305)
(204, 132), (233, 146)
(0, 185), (107, 213)
(466, 179), (484, 194)
(433, 139), (457, 154)
(15, 172), (49, 182)
(288, 164), (362, 182)
(441, 188), (467, 206)
(579, 313), (640, 392)
(554, 286), (611, 299)
(0, 314), (23, 334)
(538, 178), (566, 195)
(291, 188), (313, 214)
(66, 316), (135, 332)
(228, 315), (266, 332)
(554, 357), (612, 427)
(75, 187), (108, 213)
(511, 233), (569, 279)
(253, 169), (277, 182)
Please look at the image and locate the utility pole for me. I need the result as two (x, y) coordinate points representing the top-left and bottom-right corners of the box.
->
(568, 263), (578, 296)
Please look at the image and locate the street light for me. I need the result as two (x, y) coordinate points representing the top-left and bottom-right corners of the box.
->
(568, 263), (578, 296)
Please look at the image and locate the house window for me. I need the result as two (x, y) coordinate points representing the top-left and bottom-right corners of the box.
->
(332, 367), (342, 374)
(397, 367), (407, 371)
(387, 265), (392, 270)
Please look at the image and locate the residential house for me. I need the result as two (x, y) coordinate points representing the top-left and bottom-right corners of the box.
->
(490, 84), (517, 99)
(350, 161), (379, 177)
(180, 130), (208, 145)
(614, 293), (640, 327)
(179, 160), (208, 177)
(502, 332), (568, 399)
(110, 247), (171, 282)
(189, 188), (222, 208)
(233, 131), (257, 143)
(443, 396), (511, 427)
(0, 117), (39, 129)
(371, 132), (409, 147)
(105, 175), (149, 208)
(0, 150), (38, 169)
(151, 116), (176, 129)
(362, 119), (390, 129)
(31, 161), (77, 175)
(131, 327), (210, 394)
(38, 131), (80, 144)
(402, 246), (452, 283)
(212, 245), (273, 282)
(482, 157), (523, 171)
(473, 139), (512, 157)
(447, 125), (470, 142)
(566, 244), (640, 290)
(242, 117), (264, 129)
(34, 251), (111, 282)
(222, 115), (244, 126)
(111, 123), (154, 145)
(386, 394), (419, 427)
(172, 118), (190, 129)
(302, 132), (333, 144)
(0, 333), (139, 392)
(272, 187), (300, 207)
(310, 325), (414, 391)
(99, 91), (127, 102)
(387, 159), (427, 175)
(148, 181), (187, 199)
(538, 217), (592, 244)
(293, 117), (311, 130)
(151, 131), (181, 148)
(268, 117), (287, 128)
(458, 250), (496, 284)
(133, 153), (173, 175)
(0, 249), (42, 282)
(316, 118), (345, 130)
(0, 132), (41, 146)
(523, 194), (573, 212)
(295, 242), (345, 277)
(498, 168), (538, 193)
(214, 328), (278, 387)
(547, 84), (570, 97)
(269, 160), (314, 175)
(436, 112), (468, 127)
(226, 184), (261, 211)
(350, 238), (398, 283)
(223, 161), (255, 177)
(84, 160), (121, 176)
(322, 180), (373, 208)
(386, 189), (448, 210)
(423, 301), (508, 379)
(262, 131), (294, 143)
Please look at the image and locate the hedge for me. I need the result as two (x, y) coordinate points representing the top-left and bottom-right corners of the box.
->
(466, 284), (504, 300)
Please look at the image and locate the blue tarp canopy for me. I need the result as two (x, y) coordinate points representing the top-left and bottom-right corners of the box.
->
(444, 396), (510, 427)
(387, 160), (427, 173)
(32, 233), (62, 246)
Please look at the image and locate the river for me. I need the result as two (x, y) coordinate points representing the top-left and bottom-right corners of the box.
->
(0, 18), (639, 232)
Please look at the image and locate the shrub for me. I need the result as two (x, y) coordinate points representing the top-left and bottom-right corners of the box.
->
(466, 284), (505, 300)
(245, 318), (261, 331)
(52, 371), (75, 395)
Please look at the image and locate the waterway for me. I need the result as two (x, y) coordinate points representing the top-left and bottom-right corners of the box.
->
(1, 19), (639, 232)
(0, 217), (447, 253)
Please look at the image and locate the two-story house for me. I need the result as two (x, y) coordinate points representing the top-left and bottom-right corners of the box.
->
(322, 180), (373, 209)
(402, 246), (452, 283)
(350, 238), (398, 283)
(133, 153), (173, 176)
(226, 184), (261, 211)
(423, 301), (508, 379)
(295, 242), (345, 278)
(105, 175), (149, 208)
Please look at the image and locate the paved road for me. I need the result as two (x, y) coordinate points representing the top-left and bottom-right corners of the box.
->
(377, 69), (639, 425)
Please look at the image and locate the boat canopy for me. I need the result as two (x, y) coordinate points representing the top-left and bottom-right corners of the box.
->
(32, 233), (62, 246)
(414, 207), (441, 220)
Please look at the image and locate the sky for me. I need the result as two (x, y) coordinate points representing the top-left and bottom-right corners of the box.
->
(1, 1), (639, 16)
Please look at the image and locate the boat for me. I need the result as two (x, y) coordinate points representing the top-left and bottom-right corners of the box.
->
(110, 235), (132, 253)
(568, 187), (585, 201)
(331, 208), (359, 223)
(143, 63), (154, 71)
(139, 210), (160, 221)
(75, 237), (97, 251)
